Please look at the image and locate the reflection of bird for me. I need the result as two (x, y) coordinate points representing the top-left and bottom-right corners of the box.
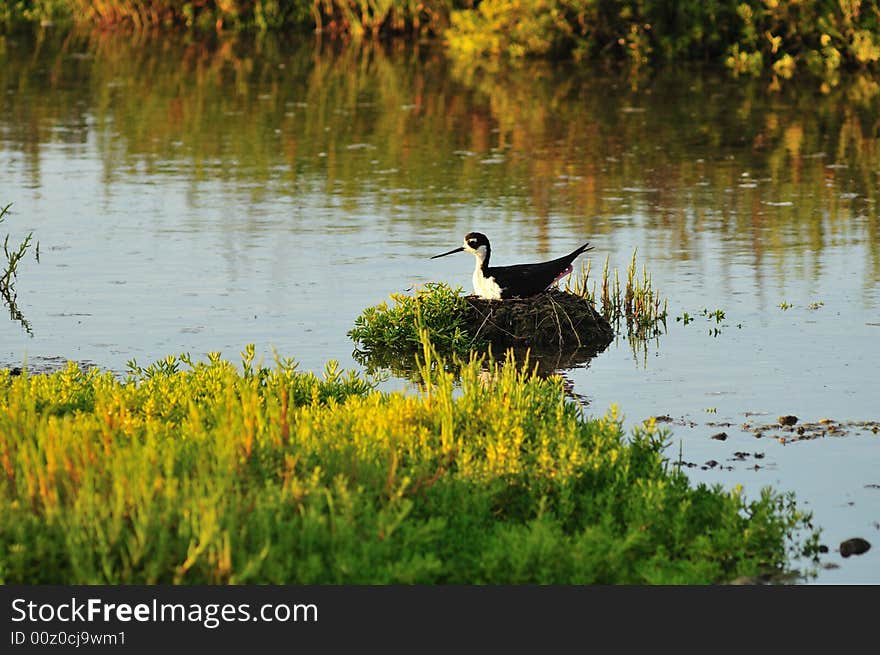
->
(431, 232), (592, 300)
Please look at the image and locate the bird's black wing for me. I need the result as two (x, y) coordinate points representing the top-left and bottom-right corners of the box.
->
(491, 242), (592, 298)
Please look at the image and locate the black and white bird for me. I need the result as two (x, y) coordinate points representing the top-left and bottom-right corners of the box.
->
(431, 232), (592, 300)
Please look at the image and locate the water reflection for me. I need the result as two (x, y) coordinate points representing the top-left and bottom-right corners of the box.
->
(3, 28), (877, 300)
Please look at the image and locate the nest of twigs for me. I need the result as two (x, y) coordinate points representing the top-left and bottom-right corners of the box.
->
(463, 289), (614, 353)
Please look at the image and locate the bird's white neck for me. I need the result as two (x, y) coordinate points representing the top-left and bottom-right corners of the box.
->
(472, 251), (502, 300)
(471, 244), (489, 266)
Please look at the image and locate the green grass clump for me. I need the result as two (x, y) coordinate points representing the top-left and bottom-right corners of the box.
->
(0, 344), (819, 583)
(349, 282), (481, 363)
(566, 249), (668, 339)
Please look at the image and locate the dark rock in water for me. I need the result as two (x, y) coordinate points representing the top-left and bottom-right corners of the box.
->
(839, 538), (871, 558)
(463, 290), (614, 353)
(778, 415), (798, 426)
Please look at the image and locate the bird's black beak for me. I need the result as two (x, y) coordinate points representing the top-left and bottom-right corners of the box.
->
(430, 246), (465, 259)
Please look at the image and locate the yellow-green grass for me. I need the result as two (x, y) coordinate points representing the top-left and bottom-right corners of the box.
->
(0, 344), (818, 583)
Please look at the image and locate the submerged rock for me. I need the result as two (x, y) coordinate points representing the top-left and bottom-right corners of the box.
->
(462, 289), (614, 353)
(839, 538), (871, 558)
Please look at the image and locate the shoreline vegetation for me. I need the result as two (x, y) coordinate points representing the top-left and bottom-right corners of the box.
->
(0, 343), (820, 583)
(2, 1), (879, 76)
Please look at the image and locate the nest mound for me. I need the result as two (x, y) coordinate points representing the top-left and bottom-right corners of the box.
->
(463, 290), (614, 353)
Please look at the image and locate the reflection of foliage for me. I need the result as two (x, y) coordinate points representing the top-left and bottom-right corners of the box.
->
(0, 203), (35, 336)
(353, 334), (606, 382)
(2, 30), (878, 290)
(444, 57), (880, 289)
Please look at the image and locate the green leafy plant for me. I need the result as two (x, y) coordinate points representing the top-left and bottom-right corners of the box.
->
(676, 308), (727, 334)
(348, 283), (480, 364)
(703, 308), (725, 323)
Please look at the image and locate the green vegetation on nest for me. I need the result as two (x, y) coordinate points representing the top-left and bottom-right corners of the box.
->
(3, 1), (879, 75)
(0, 344), (819, 583)
(349, 282), (481, 363)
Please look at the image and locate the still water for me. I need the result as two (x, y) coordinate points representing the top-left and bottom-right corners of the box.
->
(2, 29), (878, 582)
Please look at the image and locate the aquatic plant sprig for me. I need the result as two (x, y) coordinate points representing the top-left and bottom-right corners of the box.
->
(566, 249), (668, 339)
(0, 203), (36, 335)
(675, 308), (729, 336)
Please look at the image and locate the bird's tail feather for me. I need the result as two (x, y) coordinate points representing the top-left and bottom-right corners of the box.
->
(572, 242), (593, 257)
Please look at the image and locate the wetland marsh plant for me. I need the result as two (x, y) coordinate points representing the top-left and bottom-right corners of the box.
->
(0, 342), (820, 583)
(0, 203), (35, 335)
(566, 249), (668, 338)
(675, 308), (728, 336)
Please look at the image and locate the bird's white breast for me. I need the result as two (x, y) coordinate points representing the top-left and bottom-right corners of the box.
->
(473, 266), (503, 300)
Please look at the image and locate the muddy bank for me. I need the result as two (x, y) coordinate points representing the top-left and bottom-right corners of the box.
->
(2, 356), (101, 377)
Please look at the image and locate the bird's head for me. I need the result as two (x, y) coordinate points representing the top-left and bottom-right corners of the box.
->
(431, 232), (491, 262)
